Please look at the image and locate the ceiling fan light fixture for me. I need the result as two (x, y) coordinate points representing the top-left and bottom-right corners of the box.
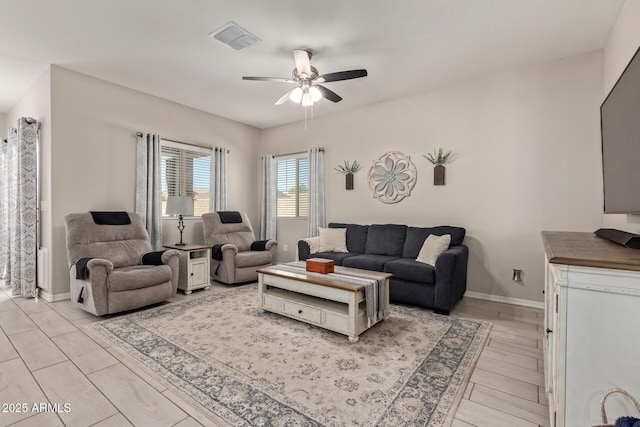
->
(289, 87), (303, 103)
(309, 86), (322, 102)
(302, 89), (314, 107)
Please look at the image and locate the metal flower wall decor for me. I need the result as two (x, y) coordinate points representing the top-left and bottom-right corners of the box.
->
(368, 151), (417, 203)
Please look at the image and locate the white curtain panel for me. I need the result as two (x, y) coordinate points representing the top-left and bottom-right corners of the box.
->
(210, 147), (227, 212)
(0, 133), (9, 280)
(5, 119), (39, 297)
(307, 147), (326, 237)
(136, 133), (163, 250)
(260, 154), (277, 240)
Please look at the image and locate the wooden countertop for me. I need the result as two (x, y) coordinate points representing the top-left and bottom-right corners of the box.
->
(541, 231), (640, 271)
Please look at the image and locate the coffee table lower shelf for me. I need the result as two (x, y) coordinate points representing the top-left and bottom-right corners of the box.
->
(257, 266), (390, 343)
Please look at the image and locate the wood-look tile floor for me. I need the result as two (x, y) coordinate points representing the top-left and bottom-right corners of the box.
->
(0, 282), (549, 426)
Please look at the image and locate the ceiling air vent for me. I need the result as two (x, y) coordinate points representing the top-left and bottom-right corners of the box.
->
(209, 22), (260, 50)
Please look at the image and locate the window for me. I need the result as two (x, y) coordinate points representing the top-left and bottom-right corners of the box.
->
(160, 141), (211, 217)
(276, 156), (308, 218)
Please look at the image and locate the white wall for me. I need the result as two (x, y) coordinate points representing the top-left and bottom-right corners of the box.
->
(6, 67), (53, 294)
(602, 0), (640, 232)
(0, 113), (5, 134)
(48, 66), (261, 296)
(261, 51), (604, 303)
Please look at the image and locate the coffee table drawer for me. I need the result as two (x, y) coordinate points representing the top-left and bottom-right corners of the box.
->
(283, 301), (322, 324)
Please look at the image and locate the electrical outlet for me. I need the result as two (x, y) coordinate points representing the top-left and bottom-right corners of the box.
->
(283, 244), (288, 252)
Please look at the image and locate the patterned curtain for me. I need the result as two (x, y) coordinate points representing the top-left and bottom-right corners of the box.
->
(210, 147), (227, 212)
(307, 147), (325, 237)
(135, 133), (163, 250)
(0, 134), (8, 280)
(3, 119), (39, 297)
(260, 154), (276, 240)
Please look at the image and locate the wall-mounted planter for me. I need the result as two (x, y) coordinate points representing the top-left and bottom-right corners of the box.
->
(345, 174), (354, 190)
(434, 165), (445, 185)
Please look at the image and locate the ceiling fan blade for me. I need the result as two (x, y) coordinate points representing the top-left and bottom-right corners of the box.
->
(317, 69), (368, 83)
(293, 49), (312, 76)
(316, 85), (342, 103)
(242, 76), (295, 82)
(275, 87), (297, 105)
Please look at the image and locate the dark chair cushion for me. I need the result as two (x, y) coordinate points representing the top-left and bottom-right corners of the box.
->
(384, 258), (435, 284)
(308, 252), (361, 266)
(211, 245), (223, 260)
(250, 240), (269, 251)
(329, 223), (369, 254)
(75, 257), (93, 279)
(364, 224), (407, 256)
(218, 211), (243, 224)
(90, 211), (131, 225)
(342, 254), (399, 272)
(402, 226), (466, 259)
(142, 250), (166, 266)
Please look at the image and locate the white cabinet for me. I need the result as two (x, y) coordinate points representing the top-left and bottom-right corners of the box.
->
(164, 244), (211, 294)
(542, 232), (640, 427)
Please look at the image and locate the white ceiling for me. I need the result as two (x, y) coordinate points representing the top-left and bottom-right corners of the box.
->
(0, 0), (625, 129)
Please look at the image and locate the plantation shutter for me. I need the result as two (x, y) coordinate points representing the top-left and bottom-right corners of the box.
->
(160, 141), (211, 217)
(276, 156), (309, 218)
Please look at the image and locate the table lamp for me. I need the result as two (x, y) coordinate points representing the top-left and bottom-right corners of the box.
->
(166, 195), (194, 246)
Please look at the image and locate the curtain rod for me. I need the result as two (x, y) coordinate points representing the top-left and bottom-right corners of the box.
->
(136, 132), (230, 153)
(274, 147), (325, 158)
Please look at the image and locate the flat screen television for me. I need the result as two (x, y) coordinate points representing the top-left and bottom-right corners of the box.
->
(601, 45), (640, 214)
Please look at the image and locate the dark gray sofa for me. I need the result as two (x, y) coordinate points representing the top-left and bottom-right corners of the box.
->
(297, 223), (468, 315)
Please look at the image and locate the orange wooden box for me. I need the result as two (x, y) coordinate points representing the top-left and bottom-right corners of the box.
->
(305, 258), (335, 274)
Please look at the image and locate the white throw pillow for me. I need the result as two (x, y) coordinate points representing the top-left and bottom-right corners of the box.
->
(304, 236), (321, 254)
(416, 234), (451, 266)
(318, 228), (348, 253)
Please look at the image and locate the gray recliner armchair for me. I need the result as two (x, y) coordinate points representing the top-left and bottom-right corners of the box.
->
(202, 211), (277, 284)
(65, 211), (179, 316)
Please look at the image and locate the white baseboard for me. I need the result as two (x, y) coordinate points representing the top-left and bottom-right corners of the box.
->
(464, 291), (544, 310)
(38, 289), (70, 302)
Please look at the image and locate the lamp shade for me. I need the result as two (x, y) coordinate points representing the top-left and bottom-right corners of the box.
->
(166, 195), (194, 216)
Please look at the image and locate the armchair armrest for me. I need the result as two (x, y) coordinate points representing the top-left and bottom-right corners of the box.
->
(212, 243), (239, 261)
(221, 243), (239, 258)
(161, 249), (179, 265)
(160, 249), (180, 296)
(86, 258), (114, 274)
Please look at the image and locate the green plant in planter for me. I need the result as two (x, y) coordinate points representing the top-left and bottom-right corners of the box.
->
(334, 160), (361, 175)
(335, 160), (360, 190)
(424, 148), (455, 186)
(423, 148), (454, 166)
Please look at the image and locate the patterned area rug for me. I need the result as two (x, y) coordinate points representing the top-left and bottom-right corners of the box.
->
(89, 285), (490, 426)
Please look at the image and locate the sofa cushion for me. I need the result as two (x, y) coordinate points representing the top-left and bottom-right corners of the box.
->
(402, 226), (466, 259)
(108, 265), (172, 292)
(329, 223), (368, 254)
(365, 224), (407, 256)
(309, 252), (361, 266)
(342, 254), (399, 272)
(384, 258), (435, 284)
(235, 250), (272, 268)
(318, 228), (348, 252)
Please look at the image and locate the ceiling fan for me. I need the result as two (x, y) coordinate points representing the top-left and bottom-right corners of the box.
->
(242, 49), (368, 107)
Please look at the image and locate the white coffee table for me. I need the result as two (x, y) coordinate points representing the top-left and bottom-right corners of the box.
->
(257, 263), (391, 342)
